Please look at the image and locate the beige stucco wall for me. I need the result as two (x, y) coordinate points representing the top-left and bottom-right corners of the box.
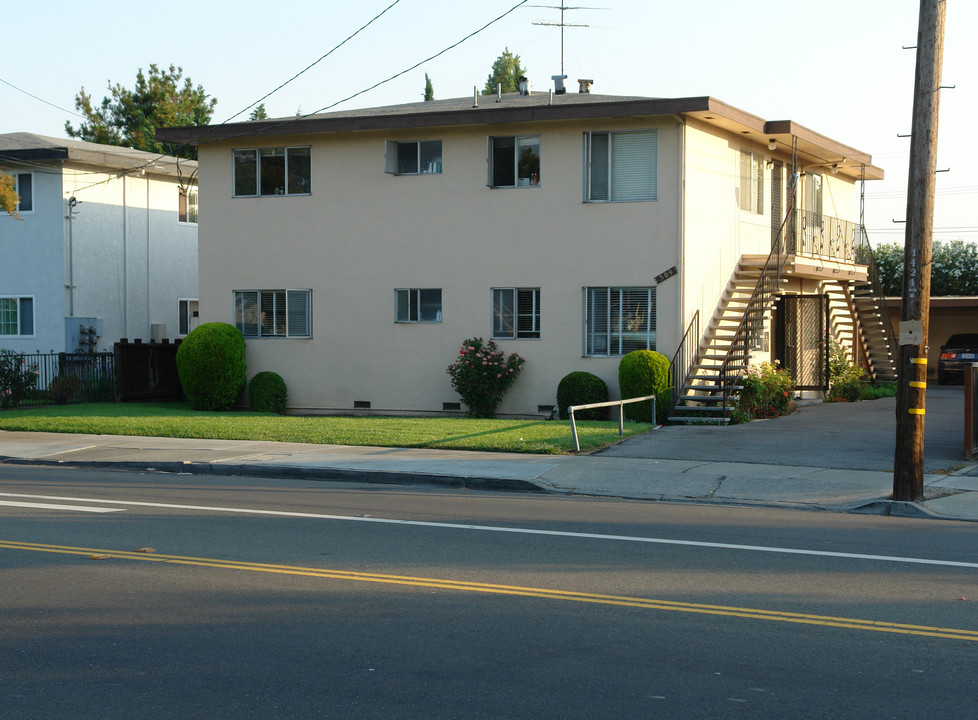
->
(198, 117), (684, 415)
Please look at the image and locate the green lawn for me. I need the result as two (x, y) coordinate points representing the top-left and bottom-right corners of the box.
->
(0, 402), (652, 455)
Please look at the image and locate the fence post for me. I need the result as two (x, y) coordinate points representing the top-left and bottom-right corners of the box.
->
(966, 363), (977, 460)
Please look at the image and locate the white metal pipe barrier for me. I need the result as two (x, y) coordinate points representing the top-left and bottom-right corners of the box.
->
(567, 394), (656, 453)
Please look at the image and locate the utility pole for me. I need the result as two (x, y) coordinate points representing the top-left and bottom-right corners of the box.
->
(893, 0), (946, 501)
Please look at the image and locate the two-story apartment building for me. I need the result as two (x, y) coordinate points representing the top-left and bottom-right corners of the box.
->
(0, 133), (199, 354)
(158, 87), (892, 419)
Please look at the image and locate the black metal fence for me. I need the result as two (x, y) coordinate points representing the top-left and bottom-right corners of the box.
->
(0, 351), (115, 409)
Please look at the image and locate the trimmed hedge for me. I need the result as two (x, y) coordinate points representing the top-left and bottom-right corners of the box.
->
(618, 350), (670, 424)
(175, 322), (247, 411)
(249, 371), (288, 414)
(557, 371), (609, 420)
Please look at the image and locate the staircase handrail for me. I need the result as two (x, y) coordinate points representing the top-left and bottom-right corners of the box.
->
(717, 208), (796, 411)
(854, 225), (898, 361)
(669, 310), (700, 410)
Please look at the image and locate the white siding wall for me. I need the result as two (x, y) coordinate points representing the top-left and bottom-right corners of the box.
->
(0, 167), (66, 353)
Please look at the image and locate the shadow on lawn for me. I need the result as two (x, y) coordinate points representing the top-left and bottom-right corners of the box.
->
(419, 421), (560, 449)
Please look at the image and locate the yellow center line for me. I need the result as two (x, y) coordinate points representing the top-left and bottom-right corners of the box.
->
(4, 540), (977, 642)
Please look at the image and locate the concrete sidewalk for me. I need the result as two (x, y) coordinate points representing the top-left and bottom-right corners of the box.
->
(2, 429), (978, 522)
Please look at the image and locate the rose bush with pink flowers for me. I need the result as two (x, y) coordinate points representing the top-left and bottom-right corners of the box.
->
(446, 338), (524, 418)
(0, 350), (39, 409)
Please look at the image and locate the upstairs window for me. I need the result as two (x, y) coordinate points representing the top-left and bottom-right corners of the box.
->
(233, 147), (311, 197)
(585, 130), (657, 202)
(234, 289), (311, 338)
(178, 299), (199, 336)
(178, 186), (198, 224)
(0, 296), (34, 336)
(385, 140), (442, 175)
(493, 288), (540, 339)
(395, 288), (442, 323)
(584, 287), (655, 356)
(739, 149), (764, 214)
(1, 173), (33, 214)
(488, 136), (540, 188)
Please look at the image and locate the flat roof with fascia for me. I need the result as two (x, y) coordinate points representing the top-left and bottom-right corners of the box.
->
(156, 93), (882, 181)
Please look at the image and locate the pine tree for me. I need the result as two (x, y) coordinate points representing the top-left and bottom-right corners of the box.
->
(482, 48), (527, 95)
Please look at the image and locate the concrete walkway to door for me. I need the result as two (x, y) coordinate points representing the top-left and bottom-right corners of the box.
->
(600, 385), (967, 474)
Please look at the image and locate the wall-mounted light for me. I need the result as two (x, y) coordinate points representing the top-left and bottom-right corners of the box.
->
(768, 139), (777, 151)
(831, 164), (839, 174)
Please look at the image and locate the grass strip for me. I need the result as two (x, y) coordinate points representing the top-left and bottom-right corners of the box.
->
(0, 402), (651, 455)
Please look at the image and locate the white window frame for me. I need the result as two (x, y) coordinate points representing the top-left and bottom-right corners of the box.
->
(178, 298), (199, 336)
(584, 130), (657, 203)
(233, 289), (312, 338)
(395, 288), (442, 323)
(1, 172), (33, 215)
(739, 149), (765, 214)
(583, 287), (656, 356)
(384, 140), (443, 175)
(232, 147), (312, 197)
(178, 186), (198, 224)
(492, 288), (540, 339)
(0, 295), (35, 337)
(488, 135), (541, 188)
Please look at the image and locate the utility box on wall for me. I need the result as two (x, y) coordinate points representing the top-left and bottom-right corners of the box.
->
(65, 317), (102, 353)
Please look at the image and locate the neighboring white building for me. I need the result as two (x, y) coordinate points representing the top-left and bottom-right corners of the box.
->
(158, 87), (893, 420)
(0, 133), (199, 354)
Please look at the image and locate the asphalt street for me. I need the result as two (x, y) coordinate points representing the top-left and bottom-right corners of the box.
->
(2, 465), (977, 719)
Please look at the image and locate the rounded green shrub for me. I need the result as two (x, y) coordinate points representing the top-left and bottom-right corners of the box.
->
(557, 371), (609, 420)
(176, 322), (246, 411)
(618, 350), (671, 424)
(249, 371), (288, 414)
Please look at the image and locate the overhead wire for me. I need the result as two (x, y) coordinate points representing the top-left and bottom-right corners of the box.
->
(64, 0), (530, 196)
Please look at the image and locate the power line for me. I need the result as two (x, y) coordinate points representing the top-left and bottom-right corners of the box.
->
(0, 76), (85, 119)
(61, 0), (531, 195)
(198, 0), (532, 146)
(221, 0), (402, 124)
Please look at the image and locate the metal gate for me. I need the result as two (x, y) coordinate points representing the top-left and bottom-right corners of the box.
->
(777, 295), (829, 390)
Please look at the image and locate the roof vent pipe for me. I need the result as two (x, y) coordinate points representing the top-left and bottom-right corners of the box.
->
(577, 78), (593, 94)
(473, 86), (478, 108)
(552, 75), (567, 94)
(518, 76), (531, 96)
(497, 83), (502, 102)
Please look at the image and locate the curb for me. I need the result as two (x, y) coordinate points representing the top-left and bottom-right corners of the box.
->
(849, 499), (970, 521)
(0, 457), (549, 494)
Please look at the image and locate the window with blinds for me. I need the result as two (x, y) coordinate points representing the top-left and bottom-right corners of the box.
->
(234, 289), (311, 338)
(584, 287), (656, 356)
(492, 288), (540, 339)
(739, 149), (765, 214)
(585, 130), (657, 202)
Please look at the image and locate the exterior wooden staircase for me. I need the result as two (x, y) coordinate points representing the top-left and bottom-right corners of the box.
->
(669, 224), (896, 424)
(668, 257), (771, 424)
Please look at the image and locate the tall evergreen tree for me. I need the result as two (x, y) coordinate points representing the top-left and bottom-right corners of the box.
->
(482, 48), (527, 95)
(249, 103), (269, 120)
(65, 64), (216, 160)
(423, 74), (435, 102)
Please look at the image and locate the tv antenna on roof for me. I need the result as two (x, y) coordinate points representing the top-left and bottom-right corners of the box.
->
(528, 5), (607, 77)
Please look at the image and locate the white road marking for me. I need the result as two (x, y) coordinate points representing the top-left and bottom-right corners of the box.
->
(0, 491), (975, 569)
(0, 500), (124, 513)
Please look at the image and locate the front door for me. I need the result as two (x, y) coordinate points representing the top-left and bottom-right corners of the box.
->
(774, 295), (829, 391)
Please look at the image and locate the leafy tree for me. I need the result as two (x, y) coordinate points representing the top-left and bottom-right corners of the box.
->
(482, 47), (527, 95)
(249, 103), (269, 121)
(873, 240), (978, 296)
(423, 73), (434, 102)
(0, 171), (19, 216)
(65, 64), (216, 160)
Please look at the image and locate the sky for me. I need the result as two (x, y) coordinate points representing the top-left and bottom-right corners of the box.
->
(2, 0), (975, 244)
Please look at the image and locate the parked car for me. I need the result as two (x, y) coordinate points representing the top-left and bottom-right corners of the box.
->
(938, 333), (978, 385)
